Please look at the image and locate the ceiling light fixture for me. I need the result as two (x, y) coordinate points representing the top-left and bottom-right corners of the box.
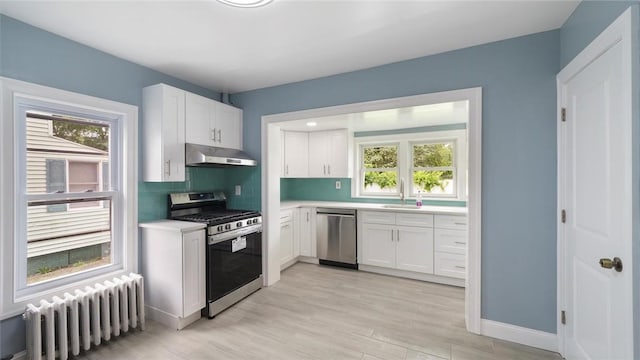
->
(306, 122), (317, 127)
(217, 0), (273, 8)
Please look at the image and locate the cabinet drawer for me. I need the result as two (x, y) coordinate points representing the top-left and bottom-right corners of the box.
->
(396, 213), (433, 228)
(434, 252), (466, 279)
(360, 211), (396, 225)
(280, 210), (293, 223)
(435, 229), (467, 255)
(435, 215), (468, 230)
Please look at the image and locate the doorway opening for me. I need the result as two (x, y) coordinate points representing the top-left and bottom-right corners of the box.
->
(261, 87), (482, 333)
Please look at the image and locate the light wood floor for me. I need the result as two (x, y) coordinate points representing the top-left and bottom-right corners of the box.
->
(79, 263), (562, 359)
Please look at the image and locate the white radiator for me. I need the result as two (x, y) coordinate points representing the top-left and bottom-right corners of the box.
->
(23, 273), (145, 360)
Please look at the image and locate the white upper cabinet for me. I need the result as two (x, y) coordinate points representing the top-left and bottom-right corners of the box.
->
(282, 131), (309, 178)
(185, 92), (242, 150)
(308, 130), (348, 178)
(281, 129), (349, 178)
(215, 102), (242, 149)
(142, 83), (186, 182)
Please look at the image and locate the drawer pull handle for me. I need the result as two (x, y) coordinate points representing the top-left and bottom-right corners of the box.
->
(454, 222), (467, 225)
(455, 266), (466, 269)
(454, 241), (467, 245)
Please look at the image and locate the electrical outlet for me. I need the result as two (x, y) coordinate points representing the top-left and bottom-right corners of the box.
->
(235, 185), (241, 196)
(335, 181), (341, 190)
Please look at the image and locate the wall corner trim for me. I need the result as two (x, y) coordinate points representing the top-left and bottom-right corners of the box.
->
(481, 319), (558, 353)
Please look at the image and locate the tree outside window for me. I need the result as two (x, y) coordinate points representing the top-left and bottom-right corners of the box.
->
(362, 144), (399, 194)
(412, 142), (455, 195)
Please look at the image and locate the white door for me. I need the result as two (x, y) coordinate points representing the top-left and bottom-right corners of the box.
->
(559, 10), (633, 359)
(396, 226), (433, 274)
(361, 223), (395, 268)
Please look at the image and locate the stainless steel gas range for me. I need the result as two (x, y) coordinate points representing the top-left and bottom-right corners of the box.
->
(169, 192), (262, 318)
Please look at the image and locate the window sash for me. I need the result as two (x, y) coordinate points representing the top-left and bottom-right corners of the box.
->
(359, 143), (400, 196)
(13, 95), (124, 298)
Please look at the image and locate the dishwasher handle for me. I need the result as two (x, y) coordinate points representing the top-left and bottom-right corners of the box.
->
(316, 208), (356, 217)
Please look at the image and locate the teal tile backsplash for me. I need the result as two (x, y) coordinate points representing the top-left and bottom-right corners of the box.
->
(280, 178), (466, 207)
(138, 166), (228, 222)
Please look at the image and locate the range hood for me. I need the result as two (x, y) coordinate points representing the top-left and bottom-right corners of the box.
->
(185, 143), (257, 167)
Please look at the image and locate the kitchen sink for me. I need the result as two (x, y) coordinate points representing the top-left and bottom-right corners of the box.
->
(382, 204), (421, 209)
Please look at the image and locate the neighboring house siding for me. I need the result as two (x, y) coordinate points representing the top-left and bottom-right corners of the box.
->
(25, 118), (110, 259)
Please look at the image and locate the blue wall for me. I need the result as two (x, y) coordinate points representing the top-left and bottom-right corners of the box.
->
(231, 30), (561, 333)
(561, 2), (640, 358)
(560, 0), (638, 68)
(0, 14), (235, 357)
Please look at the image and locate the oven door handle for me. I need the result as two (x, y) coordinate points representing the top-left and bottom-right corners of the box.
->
(208, 225), (262, 245)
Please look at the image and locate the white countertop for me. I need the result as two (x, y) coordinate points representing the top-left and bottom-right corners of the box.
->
(139, 219), (207, 232)
(280, 201), (467, 216)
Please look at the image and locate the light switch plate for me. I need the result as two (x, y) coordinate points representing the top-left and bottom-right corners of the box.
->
(235, 185), (241, 196)
(335, 181), (341, 190)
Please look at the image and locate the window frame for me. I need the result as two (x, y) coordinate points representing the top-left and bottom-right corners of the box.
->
(359, 142), (400, 196)
(409, 140), (457, 197)
(0, 77), (138, 318)
(352, 130), (466, 201)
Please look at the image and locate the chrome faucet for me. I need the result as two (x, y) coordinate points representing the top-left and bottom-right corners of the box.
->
(399, 177), (405, 205)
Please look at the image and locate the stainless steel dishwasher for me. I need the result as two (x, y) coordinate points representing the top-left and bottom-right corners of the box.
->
(316, 208), (357, 269)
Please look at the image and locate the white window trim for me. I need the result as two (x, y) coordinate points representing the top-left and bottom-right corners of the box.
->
(352, 130), (467, 201)
(0, 77), (138, 319)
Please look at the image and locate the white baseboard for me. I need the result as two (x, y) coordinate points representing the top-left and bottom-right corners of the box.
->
(481, 319), (558, 353)
(9, 350), (26, 360)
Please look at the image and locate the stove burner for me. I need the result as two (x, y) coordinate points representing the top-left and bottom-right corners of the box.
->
(174, 210), (259, 225)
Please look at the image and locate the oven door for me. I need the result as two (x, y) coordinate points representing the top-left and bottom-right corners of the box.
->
(207, 230), (262, 302)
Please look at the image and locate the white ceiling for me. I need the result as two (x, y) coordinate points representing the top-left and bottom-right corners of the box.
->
(0, 0), (579, 94)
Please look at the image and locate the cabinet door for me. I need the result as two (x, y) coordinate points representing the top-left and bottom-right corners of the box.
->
(361, 223), (395, 268)
(326, 130), (348, 177)
(215, 102), (242, 149)
(396, 226), (434, 274)
(299, 208), (313, 256)
(161, 86), (186, 182)
(185, 92), (215, 146)
(143, 84), (186, 182)
(182, 229), (206, 317)
(283, 131), (309, 178)
(280, 221), (294, 265)
(308, 131), (327, 177)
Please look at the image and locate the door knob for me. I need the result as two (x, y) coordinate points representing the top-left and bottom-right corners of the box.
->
(599, 257), (623, 272)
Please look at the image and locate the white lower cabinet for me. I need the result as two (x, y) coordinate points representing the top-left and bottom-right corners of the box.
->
(140, 220), (206, 330)
(360, 212), (434, 274)
(298, 207), (316, 257)
(361, 224), (396, 268)
(433, 215), (468, 279)
(396, 226), (434, 273)
(280, 210), (295, 267)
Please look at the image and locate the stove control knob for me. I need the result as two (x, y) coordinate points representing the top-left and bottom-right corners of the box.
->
(225, 224), (231, 230)
(236, 221), (243, 227)
(217, 226), (223, 232)
(253, 218), (259, 224)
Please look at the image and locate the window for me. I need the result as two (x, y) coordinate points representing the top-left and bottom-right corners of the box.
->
(361, 144), (399, 195)
(354, 130), (466, 200)
(411, 142), (455, 196)
(1, 78), (138, 316)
